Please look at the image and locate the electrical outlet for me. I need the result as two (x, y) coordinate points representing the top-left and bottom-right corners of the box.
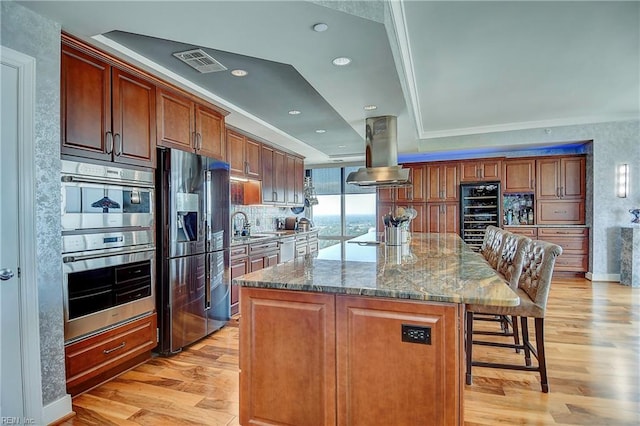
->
(401, 324), (431, 345)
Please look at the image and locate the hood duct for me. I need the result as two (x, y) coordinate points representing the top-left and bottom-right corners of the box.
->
(346, 115), (410, 187)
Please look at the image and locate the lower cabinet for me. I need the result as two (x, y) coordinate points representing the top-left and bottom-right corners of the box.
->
(248, 240), (279, 272)
(240, 288), (463, 426)
(64, 313), (157, 396)
(230, 244), (249, 316)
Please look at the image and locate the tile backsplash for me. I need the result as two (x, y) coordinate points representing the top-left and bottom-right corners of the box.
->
(231, 204), (305, 234)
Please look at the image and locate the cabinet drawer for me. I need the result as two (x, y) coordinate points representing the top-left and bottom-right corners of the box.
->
(539, 236), (588, 254)
(505, 226), (537, 237)
(553, 254), (588, 272)
(537, 200), (585, 224)
(538, 227), (588, 237)
(230, 244), (249, 259)
(65, 313), (156, 395)
(249, 240), (279, 255)
(296, 246), (308, 257)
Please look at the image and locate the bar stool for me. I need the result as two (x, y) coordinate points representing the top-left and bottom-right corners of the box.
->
(465, 238), (563, 393)
(481, 226), (505, 270)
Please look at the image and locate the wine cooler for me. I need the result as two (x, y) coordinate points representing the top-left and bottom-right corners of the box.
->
(460, 182), (501, 251)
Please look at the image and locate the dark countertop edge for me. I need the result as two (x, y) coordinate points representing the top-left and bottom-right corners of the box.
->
(232, 279), (521, 307)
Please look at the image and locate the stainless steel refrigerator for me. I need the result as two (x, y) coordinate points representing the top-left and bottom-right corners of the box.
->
(156, 148), (230, 355)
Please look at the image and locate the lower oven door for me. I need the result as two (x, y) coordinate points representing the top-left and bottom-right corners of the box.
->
(62, 247), (156, 343)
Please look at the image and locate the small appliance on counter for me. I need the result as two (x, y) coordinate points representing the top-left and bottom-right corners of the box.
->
(284, 216), (298, 230)
(297, 217), (314, 232)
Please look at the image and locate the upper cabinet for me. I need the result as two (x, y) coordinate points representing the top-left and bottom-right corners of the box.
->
(397, 164), (426, 202)
(156, 88), (226, 160)
(536, 157), (585, 200)
(61, 40), (156, 168)
(261, 145), (286, 204)
(426, 162), (459, 202)
(502, 159), (536, 192)
(286, 154), (305, 206)
(227, 128), (261, 180)
(460, 159), (502, 182)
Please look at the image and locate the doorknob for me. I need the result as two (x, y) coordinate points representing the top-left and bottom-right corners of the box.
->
(0, 268), (15, 281)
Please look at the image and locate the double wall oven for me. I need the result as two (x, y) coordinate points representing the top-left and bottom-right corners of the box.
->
(61, 160), (156, 342)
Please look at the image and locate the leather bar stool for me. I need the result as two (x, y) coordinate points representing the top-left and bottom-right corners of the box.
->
(465, 238), (563, 393)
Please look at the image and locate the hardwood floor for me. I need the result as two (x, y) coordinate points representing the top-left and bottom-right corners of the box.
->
(59, 278), (639, 425)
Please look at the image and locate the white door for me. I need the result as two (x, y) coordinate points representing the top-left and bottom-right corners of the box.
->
(1, 59), (25, 416)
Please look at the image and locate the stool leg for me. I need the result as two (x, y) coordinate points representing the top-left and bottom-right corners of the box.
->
(466, 311), (474, 385)
(535, 317), (549, 393)
(521, 316), (532, 367)
(512, 315), (520, 353)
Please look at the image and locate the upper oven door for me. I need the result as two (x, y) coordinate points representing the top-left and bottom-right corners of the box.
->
(61, 180), (154, 231)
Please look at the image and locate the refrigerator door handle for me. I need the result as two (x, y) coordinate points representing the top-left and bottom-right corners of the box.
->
(205, 253), (212, 310)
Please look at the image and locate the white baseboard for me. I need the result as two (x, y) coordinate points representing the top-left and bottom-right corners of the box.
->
(43, 394), (72, 425)
(586, 272), (620, 282)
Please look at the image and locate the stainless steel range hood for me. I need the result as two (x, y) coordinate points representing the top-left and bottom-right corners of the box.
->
(346, 116), (410, 187)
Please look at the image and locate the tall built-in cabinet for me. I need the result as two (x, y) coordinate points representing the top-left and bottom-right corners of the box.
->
(61, 36), (156, 168)
(376, 154), (588, 274)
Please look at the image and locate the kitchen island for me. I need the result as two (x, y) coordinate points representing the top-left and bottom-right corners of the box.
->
(234, 233), (519, 425)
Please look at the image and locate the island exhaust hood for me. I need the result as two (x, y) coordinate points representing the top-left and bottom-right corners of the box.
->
(346, 115), (410, 187)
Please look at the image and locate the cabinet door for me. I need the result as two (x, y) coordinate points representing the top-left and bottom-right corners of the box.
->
(427, 165), (442, 201)
(480, 159), (502, 181)
(111, 68), (155, 167)
(537, 199), (585, 224)
(273, 150), (287, 204)
(196, 104), (225, 160)
(294, 156), (305, 206)
(230, 257), (248, 315)
(561, 157), (585, 199)
(156, 88), (195, 152)
(249, 256), (265, 273)
(396, 203), (426, 233)
(503, 159), (535, 192)
(536, 158), (561, 199)
(427, 203), (458, 233)
(285, 154), (297, 205)
(61, 45), (112, 162)
(336, 296), (461, 426)
(245, 138), (262, 180)
(427, 163), (458, 201)
(266, 252), (279, 268)
(397, 165), (425, 201)
(460, 161), (480, 182)
(442, 163), (459, 201)
(226, 129), (245, 176)
(377, 187), (395, 202)
(240, 288), (336, 426)
(261, 145), (275, 203)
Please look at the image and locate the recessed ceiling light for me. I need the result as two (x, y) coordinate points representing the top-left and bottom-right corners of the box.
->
(332, 57), (352, 66)
(338, 145), (346, 148)
(315, 129), (326, 134)
(313, 23), (328, 32)
(231, 69), (248, 77)
(364, 105), (377, 111)
(288, 110), (301, 115)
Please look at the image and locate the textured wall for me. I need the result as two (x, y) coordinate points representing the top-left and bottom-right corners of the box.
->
(1, 1), (66, 406)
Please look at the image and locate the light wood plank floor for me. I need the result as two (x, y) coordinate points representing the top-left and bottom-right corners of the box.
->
(59, 277), (639, 425)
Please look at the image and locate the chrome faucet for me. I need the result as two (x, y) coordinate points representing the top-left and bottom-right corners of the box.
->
(231, 211), (251, 236)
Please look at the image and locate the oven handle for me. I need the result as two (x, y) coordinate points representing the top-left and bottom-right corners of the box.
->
(61, 175), (155, 189)
(63, 246), (155, 264)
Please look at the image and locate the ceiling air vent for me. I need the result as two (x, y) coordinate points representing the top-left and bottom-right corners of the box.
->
(172, 49), (227, 74)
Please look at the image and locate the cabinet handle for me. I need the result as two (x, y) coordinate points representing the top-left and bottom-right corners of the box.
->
(273, 191), (277, 201)
(531, 179), (534, 190)
(114, 133), (122, 156)
(245, 161), (250, 175)
(103, 341), (126, 354)
(106, 131), (114, 154)
(192, 132), (197, 150)
(560, 187), (564, 198)
(553, 210), (567, 214)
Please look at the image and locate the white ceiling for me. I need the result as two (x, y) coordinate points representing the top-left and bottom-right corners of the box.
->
(18, 1), (640, 166)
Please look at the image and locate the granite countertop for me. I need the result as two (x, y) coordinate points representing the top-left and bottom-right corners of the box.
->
(504, 224), (589, 228)
(233, 232), (520, 307)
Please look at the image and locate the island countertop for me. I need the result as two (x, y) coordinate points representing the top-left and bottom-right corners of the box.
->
(233, 232), (519, 306)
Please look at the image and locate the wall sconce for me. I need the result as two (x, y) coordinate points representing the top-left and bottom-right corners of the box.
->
(617, 163), (629, 198)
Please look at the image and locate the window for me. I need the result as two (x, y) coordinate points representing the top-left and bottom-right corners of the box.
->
(310, 167), (376, 250)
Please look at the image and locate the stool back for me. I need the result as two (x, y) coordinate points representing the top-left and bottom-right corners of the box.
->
(496, 233), (530, 289)
(518, 239), (563, 316)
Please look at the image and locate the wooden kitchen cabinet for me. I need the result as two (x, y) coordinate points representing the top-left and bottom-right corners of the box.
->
(230, 244), (249, 315)
(503, 158), (536, 192)
(537, 199), (585, 225)
(226, 128), (261, 179)
(427, 202), (459, 234)
(537, 156), (585, 200)
(248, 239), (279, 272)
(61, 39), (156, 168)
(426, 162), (459, 202)
(286, 154), (305, 206)
(460, 159), (502, 182)
(65, 313), (157, 396)
(240, 288), (462, 426)
(538, 227), (589, 273)
(397, 164), (426, 202)
(156, 88), (226, 160)
(261, 145), (287, 204)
